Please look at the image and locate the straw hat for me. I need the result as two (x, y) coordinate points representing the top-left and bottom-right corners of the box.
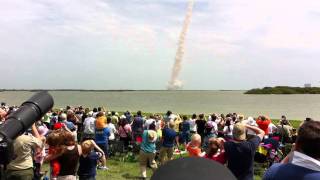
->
(233, 123), (246, 141)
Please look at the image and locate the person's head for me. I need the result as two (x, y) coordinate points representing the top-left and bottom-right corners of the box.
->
(232, 123), (246, 141)
(305, 117), (312, 122)
(225, 118), (231, 126)
(64, 132), (76, 146)
(98, 107), (102, 112)
(211, 114), (217, 121)
(111, 111), (115, 116)
(166, 110), (172, 116)
(59, 113), (67, 121)
(190, 134), (201, 147)
(183, 116), (188, 121)
(280, 119), (289, 125)
(81, 140), (94, 155)
(207, 138), (220, 156)
(147, 130), (157, 142)
(137, 110), (142, 116)
(238, 115), (244, 122)
(96, 112), (104, 118)
(260, 116), (266, 121)
(281, 115), (286, 120)
(295, 120), (320, 160)
(120, 118), (128, 126)
(107, 116), (112, 124)
(199, 114), (204, 120)
(93, 107), (98, 112)
(149, 122), (156, 131)
(192, 114), (197, 119)
(47, 130), (65, 147)
(169, 121), (175, 129)
(87, 111), (93, 117)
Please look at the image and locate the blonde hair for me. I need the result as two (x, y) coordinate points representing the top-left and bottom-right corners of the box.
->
(81, 140), (94, 155)
(191, 133), (201, 144)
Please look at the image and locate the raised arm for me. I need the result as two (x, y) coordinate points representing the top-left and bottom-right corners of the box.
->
(244, 124), (265, 140)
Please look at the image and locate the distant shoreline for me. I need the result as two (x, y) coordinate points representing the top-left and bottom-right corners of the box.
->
(0, 89), (245, 92)
(245, 86), (320, 94)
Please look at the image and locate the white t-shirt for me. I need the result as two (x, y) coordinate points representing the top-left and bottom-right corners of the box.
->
(223, 125), (234, 136)
(83, 117), (96, 134)
(144, 118), (155, 129)
(268, 123), (277, 134)
(190, 118), (197, 132)
(108, 123), (117, 140)
(207, 120), (218, 134)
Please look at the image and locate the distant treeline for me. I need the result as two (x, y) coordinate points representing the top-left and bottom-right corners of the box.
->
(245, 86), (320, 94)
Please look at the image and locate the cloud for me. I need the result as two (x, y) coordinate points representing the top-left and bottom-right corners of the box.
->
(0, 0), (319, 89)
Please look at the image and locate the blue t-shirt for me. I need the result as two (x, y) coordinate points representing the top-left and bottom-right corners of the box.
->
(224, 136), (260, 180)
(162, 127), (178, 148)
(140, 130), (157, 153)
(263, 163), (320, 180)
(78, 151), (101, 177)
(95, 127), (110, 144)
(182, 121), (191, 133)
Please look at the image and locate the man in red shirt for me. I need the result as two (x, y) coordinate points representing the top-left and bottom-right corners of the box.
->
(256, 116), (271, 135)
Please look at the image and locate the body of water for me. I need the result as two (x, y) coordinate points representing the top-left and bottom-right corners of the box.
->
(0, 90), (319, 120)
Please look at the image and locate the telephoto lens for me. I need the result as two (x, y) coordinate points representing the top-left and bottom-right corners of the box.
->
(0, 91), (54, 142)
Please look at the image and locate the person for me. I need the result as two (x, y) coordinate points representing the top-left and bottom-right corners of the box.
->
(77, 140), (106, 180)
(56, 132), (82, 180)
(139, 129), (158, 179)
(118, 118), (132, 150)
(186, 133), (204, 157)
(196, 114), (206, 143)
(110, 111), (119, 126)
(190, 114), (197, 134)
(204, 137), (226, 165)
(5, 124), (44, 180)
(223, 118), (234, 140)
(223, 123), (265, 180)
(94, 121), (110, 170)
(276, 118), (293, 144)
(203, 122), (217, 150)
(144, 115), (156, 130)
(45, 130), (65, 180)
(159, 121), (179, 165)
(82, 111), (95, 140)
(106, 117), (117, 142)
(263, 120), (320, 180)
(95, 112), (107, 129)
(256, 116), (271, 136)
(180, 116), (191, 144)
(131, 111), (144, 142)
(242, 117), (259, 136)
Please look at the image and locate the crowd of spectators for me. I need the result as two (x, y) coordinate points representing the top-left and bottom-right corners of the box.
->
(0, 102), (319, 180)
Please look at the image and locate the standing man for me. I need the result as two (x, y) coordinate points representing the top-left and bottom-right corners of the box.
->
(5, 124), (44, 180)
(224, 123), (265, 180)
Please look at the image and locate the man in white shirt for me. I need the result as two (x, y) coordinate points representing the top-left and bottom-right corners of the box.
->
(83, 111), (95, 139)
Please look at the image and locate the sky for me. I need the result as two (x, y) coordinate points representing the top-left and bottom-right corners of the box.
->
(0, 0), (320, 90)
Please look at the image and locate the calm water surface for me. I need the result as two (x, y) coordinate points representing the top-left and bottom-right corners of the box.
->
(0, 90), (319, 120)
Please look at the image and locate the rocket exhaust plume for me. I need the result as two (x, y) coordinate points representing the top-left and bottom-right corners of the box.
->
(168, 0), (195, 90)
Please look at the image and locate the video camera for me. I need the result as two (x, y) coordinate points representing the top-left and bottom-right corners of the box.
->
(0, 91), (54, 165)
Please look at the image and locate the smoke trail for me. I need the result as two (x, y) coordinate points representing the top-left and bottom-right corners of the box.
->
(168, 0), (195, 90)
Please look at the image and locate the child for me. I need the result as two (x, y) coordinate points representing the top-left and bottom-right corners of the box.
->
(33, 125), (49, 179)
(78, 140), (106, 180)
(45, 130), (65, 180)
(186, 134), (204, 157)
(204, 138), (226, 164)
